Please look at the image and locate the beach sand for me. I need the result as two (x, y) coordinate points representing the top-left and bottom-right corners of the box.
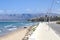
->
(0, 27), (30, 40)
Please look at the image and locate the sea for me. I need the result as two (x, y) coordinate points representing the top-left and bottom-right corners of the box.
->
(0, 22), (38, 36)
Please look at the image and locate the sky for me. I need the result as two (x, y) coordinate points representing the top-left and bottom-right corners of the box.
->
(0, 0), (60, 14)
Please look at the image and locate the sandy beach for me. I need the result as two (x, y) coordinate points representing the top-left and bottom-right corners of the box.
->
(0, 27), (31, 40)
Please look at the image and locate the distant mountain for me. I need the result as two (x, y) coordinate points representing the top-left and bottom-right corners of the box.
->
(0, 13), (60, 22)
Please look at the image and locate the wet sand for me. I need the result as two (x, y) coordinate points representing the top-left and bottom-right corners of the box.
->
(0, 27), (30, 40)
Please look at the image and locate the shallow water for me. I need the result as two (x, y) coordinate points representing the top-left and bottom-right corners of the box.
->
(0, 22), (38, 36)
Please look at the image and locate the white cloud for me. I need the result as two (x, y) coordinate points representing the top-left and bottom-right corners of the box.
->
(25, 8), (41, 13)
(26, 9), (32, 13)
(6, 10), (12, 13)
(6, 10), (17, 13)
(56, 0), (60, 4)
(0, 10), (5, 13)
(0, 10), (18, 14)
(35, 9), (41, 13)
(50, 9), (60, 14)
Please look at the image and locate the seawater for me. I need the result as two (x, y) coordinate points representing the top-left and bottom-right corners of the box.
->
(0, 22), (38, 36)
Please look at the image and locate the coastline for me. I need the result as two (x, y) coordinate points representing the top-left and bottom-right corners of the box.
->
(0, 26), (31, 40)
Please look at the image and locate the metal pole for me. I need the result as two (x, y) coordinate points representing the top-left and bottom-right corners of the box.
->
(48, 0), (55, 23)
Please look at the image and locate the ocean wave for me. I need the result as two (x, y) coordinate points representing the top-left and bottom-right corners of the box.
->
(12, 26), (16, 27)
(4, 24), (13, 28)
(4, 24), (17, 31)
(25, 23), (34, 26)
(0, 30), (2, 32)
(7, 27), (17, 31)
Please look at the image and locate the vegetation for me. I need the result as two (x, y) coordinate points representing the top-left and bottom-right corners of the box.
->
(32, 23), (39, 31)
(28, 15), (60, 22)
(56, 21), (60, 24)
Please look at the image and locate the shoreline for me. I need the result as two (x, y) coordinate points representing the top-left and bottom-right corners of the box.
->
(0, 26), (31, 40)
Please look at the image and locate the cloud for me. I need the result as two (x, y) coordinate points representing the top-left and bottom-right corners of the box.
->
(25, 9), (32, 13)
(0, 10), (5, 13)
(56, 0), (60, 4)
(50, 9), (60, 14)
(35, 9), (41, 13)
(25, 8), (41, 13)
(0, 10), (18, 14)
(6, 10), (17, 13)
